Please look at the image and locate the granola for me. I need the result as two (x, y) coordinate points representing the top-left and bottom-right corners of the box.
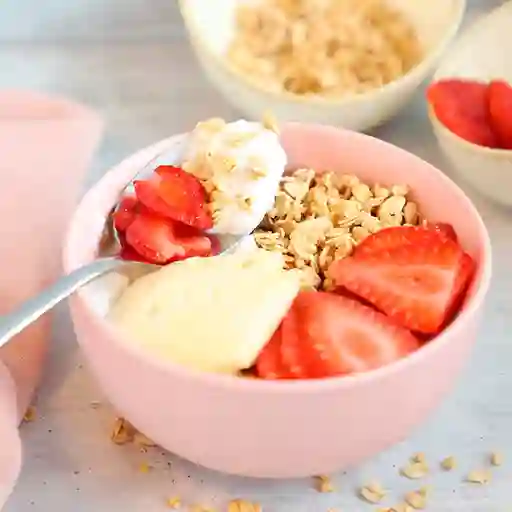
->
(254, 168), (421, 289)
(227, 0), (422, 97)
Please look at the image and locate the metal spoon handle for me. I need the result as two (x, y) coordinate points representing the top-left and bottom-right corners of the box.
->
(0, 257), (121, 349)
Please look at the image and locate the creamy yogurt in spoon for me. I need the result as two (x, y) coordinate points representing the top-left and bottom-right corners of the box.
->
(181, 117), (287, 235)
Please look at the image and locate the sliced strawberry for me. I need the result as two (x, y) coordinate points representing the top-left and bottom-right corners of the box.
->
(427, 79), (498, 148)
(446, 251), (475, 323)
(134, 180), (172, 219)
(488, 79), (512, 150)
(172, 222), (214, 258)
(355, 225), (451, 256)
(134, 165), (213, 230)
(287, 291), (419, 378)
(119, 242), (147, 263)
(255, 325), (289, 380)
(424, 222), (458, 243)
(113, 195), (139, 232)
(280, 305), (311, 379)
(125, 212), (186, 264)
(176, 233), (212, 258)
(329, 237), (473, 333)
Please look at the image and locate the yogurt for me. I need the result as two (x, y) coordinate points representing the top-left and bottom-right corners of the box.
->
(182, 118), (287, 235)
(108, 249), (300, 375)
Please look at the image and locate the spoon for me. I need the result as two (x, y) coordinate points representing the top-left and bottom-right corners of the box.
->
(0, 146), (245, 350)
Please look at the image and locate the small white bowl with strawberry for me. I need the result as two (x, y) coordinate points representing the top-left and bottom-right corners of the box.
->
(64, 121), (492, 478)
(426, 0), (512, 206)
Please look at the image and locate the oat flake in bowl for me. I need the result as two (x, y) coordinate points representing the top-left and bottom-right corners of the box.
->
(255, 169), (420, 290)
(228, 0), (423, 97)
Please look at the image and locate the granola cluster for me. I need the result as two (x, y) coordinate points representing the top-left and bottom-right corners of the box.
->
(104, 412), (504, 511)
(254, 169), (421, 290)
(227, 0), (423, 97)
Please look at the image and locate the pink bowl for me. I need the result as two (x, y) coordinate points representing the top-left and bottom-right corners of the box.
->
(63, 123), (492, 478)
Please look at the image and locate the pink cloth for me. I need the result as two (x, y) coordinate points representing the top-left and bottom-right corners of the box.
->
(0, 89), (103, 508)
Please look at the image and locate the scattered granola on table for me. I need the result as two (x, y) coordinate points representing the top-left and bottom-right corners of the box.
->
(315, 474), (335, 493)
(359, 481), (387, 504)
(404, 489), (427, 510)
(165, 496), (182, 509)
(138, 461), (151, 474)
(190, 505), (216, 512)
(466, 468), (492, 484)
(254, 169), (420, 290)
(228, 499), (262, 512)
(490, 451), (504, 467)
(23, 405), (37, 423)
(104, 426), (507, 509)
(111, 417), (137, 445)
(440, 455), (456, 471)
(400, 457), (429, 480)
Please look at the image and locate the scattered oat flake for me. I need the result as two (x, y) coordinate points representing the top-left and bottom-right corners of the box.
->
(389, 504), (414, 512)
(138, 462), (151, 473)
(411, 453), (426, 464)
(466, 469), (492, 484)
(418, 486), (430, 498)
(166, 496), (181, 509)
(404, 490), (427, 510)
(228, 500), (262, 512)
(111, 417), (136, 445)
(359, 481), (386, 504)
(490, 451), (504, 467)
(190, 506), (216, 512)
(315, 474), (335, 493)
(23, 406), (36, 423)
(400, 461), (429, 479)
(440, 456), (456, 471)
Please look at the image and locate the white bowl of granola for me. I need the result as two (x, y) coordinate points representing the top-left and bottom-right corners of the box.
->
(179, 0), (466, 132)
